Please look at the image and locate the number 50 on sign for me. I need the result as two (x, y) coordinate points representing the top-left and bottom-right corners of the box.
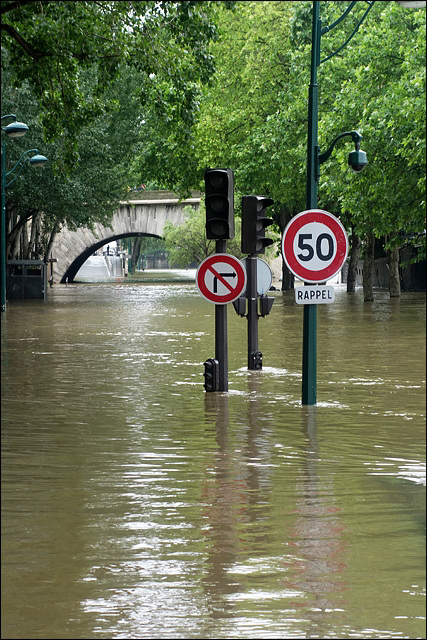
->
(281, 209), (348, 284)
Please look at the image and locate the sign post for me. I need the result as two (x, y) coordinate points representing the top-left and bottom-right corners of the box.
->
(196, 252), (246, 391)
(246, 255), (259, 369)
(240, 194), (275, 369)
(282, 209), (348, 404)
(239, 257), (273, 369)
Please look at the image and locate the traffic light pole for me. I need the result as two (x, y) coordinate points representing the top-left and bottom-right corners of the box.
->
(215, 238), (228, 391)
(241, 195), (274, 371)
(246, 254), (259, 370)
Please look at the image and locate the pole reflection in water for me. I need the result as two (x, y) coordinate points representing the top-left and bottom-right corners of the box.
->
(201, 377), (278, 631)
(202, 377), (346, 638)
(201, 393), (239, 620)
(286, 406), (347, 636)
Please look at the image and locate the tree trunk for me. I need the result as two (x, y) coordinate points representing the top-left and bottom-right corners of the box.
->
(10, 227), (21, 260)
(388, 245), (401, 298)
(363, 232), (375, 302)
(44, 220), (61, 262)
(281, 261), (294, 291)
(132, 236), (143, 269)
(347, 232), (361, 292)
(28, 213), (38, 258)
(7, 208), (37, 259)
(20, 224), (29, 260)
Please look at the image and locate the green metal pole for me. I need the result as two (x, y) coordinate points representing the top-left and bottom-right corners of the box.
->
(1, 140), (6, 312)
(302, 0), (321, 405)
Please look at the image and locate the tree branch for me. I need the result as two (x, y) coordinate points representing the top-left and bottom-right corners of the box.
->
(1, 0), (39, 16)
(1, 22), (45, 60)
(1, 21), (122, 62)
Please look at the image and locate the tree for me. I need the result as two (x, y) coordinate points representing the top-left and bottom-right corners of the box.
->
(163, 203), (245, 267)
(191, 0), (307, 288)
(189, 1), (425, 296)
(129, 236), (168, 270)
(313, 1), (426, 298)
(1, 59), (142, 261)
(2, 1), (236, 259)
(1, 1), (233, 168)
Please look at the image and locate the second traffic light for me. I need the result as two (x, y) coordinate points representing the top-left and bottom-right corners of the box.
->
(241, 195), (274, 254)
(203, 358), (219, 392)
(204, 168), (234, 240)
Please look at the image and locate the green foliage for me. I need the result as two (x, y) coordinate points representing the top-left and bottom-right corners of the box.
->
(191, 0), (425, 264)
(317, 2), (426, 259)
(2, 58), (142, 258)
(163, 203), (244, 267)
(139, 236), (167, 256)
(1, 0), (232, 168)
(193, 1), (308, 224)
(163, 201), (278, 267)
(1, 1), (234, 257)
(2, 0), (425, 272)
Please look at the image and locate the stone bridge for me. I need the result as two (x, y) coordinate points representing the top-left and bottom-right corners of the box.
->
(50, 191), (201, 283)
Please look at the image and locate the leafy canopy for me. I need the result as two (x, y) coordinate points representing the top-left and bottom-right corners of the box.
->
(1, 0), (234, 167)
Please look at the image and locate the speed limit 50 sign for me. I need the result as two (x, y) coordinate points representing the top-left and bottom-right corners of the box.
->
(282, 209), (348, 283)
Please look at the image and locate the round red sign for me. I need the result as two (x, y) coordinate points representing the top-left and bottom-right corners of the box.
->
(282, 209), (348, 283)
(196, 254), (246, 304)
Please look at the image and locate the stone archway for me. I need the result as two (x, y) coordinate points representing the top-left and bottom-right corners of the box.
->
(50, 191), (201, 282)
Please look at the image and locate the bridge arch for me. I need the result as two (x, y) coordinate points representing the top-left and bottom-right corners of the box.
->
(50, 191), (201, 283)
(63, 232), (160, 282)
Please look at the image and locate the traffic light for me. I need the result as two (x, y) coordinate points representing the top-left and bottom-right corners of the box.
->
(232, 296), (247, 317)
(241, 195), (274, 254)
(203, 358), (219, 392)
(249, 350), (263, 370)
(204, 168), (234, 240)
(259, 295), (274, 317)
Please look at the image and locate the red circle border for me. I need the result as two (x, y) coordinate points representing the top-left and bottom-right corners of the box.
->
(282, 210), (348, 283)
(196, 254), (246, 304)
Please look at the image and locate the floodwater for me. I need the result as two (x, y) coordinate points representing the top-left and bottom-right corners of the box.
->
(1, 270), (425, 640)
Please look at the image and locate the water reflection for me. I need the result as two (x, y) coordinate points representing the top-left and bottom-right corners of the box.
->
(200, 391), (350, 639)
(288, 407), (347, 637)
(202, 393), (239, 621)
(1, 280), (425, 639)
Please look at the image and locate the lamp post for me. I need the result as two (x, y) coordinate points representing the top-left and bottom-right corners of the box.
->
(302, 0), (425, 405)
(1, 114), (48, 312)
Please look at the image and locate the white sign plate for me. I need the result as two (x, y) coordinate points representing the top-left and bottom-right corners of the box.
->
(241, 258), (273, 295)
(295, 285), (335, 305)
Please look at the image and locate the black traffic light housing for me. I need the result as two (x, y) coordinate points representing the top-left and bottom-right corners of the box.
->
(232, 296), (247, 317)
(204, 168), (234, 240)
(241, 195), (274, 254)
(259, 295), (274, 317)
(203, 358), (219, 392)
(249, 350), (263, 370)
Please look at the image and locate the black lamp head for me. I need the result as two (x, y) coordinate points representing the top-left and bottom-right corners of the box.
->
(348, 148), (368, 173)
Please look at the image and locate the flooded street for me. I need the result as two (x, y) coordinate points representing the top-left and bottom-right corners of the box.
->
(1, 271), (425, 639)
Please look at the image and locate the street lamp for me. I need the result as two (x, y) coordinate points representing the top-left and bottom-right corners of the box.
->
(318, 130), (368, 174)
(303, 0), (425, 405)
(1, 114), (48, 312)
